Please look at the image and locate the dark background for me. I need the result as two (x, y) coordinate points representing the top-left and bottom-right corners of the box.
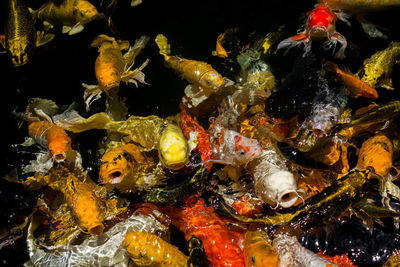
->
(1, 0), (400, 266)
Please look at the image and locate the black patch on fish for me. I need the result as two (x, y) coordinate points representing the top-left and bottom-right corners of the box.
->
(122, 152), (134, 163)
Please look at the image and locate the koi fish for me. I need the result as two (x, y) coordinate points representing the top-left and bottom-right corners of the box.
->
(356, 42), (400, 90)
(277, 4), (347, 59)
(319, 0), (400, 38)
(166, 196), (245, 267)
(29, 0), (105, 35)
(179, 107), (213, 170)
(28, 120), (72, 163)
(325, 61), (379, 99)
(155, 34), (225, 93)
(243, 230), (279, 267)
(0, 0), (54, 66)
(158, 121), (189, 170)
(99, 143), (157, 193)
(123, 231), (189, 267)
(356, 135), (393, 177)
(82, 34), (149, 110)
(212, 32), (229, 58)
(43, 166), (106, 235)
(209, 122), (263, 166)
(317, 252), (356, 267)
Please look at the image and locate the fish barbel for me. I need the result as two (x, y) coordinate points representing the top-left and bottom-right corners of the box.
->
(30, 0), (105, 35)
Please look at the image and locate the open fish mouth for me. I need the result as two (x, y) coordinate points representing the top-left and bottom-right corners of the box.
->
(104, 169), (124, 184)
(53, 152), (67, 163)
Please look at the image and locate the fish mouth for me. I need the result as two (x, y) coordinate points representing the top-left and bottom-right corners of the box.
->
(277, 189), (299, 208)
(103, 169), (124, 184)
(53, 152), (67, 163)
(312, 128), (325, 137)
(309, 26), (328, 39)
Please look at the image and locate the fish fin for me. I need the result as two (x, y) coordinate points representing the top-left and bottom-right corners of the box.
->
(90, 34), (115, 48)
(68, 23), (84, 35)
(331, 32), (347, 59)
(334, 10), (351, 27)
(381, 78), (394, 90)
(357, 15), (388, 39)
(62, 25), (71, 34)
(121, 58), (150, 86)
(155, 34), (171, 58)
(82, 83), (102, 111)
(324, 61), (338, 73)
(35, 31), (54, 47)
(33, 108), (53, 123)
(131, 0), (142, 6)
(275, 32), (308, 53)
(0, 36), (5, 50)
(43, 21), (54, 31)
(118, 40), (130, 51)
(123, 35), (150, 70)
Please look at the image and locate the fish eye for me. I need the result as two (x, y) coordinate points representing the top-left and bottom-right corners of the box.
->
(239, 150), (245, 156)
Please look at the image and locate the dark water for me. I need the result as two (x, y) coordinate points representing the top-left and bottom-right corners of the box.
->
(1, 0), (400, 266)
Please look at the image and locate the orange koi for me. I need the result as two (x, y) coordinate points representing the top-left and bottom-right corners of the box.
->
(123, 232), (189, 267)
(155, 34), (225, 93)
(277, 4), (347, 58)
(325, 61), (379, 99)
(232, 194), (264, 217)
(317, 252), (357, 267)
(166, 196), (245, 267)
(356, 135), (393, 177)
(28, 121), (71, 163)
(179, 107), (213, 171)
(212, 32), (229, 58)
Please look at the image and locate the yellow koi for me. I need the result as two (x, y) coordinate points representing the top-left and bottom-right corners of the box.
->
(30, 0), (105, 35)
(82, 34), (149, 110)
(356, 42), (400, 90)
(155, 34), (225, 93)
(1, 0), (54, 66)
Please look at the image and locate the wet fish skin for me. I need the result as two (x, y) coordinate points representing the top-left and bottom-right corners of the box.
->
(4, 0), (36, 66)
(356, 42), (400, 90)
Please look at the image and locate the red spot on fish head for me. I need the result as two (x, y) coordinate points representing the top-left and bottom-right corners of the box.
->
(307, 5), (336, 36)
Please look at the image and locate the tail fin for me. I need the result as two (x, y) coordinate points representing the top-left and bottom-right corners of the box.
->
(324, 61), (338, 73)
(155, 34), (171, 59)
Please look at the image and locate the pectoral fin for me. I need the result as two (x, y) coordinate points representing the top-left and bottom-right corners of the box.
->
(381, 78), (394, 90)
(36, 31), (55, 47)
(67, 23), (84, 35)
(275, 32), (308, 54)
(82, 83), (102, 111)
(0, 35), (5, 50)
(43, 21), (54, 31)
(121, 58), (149, 86)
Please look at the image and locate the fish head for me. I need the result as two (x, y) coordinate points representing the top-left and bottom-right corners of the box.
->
(96, 62), (121, 90)
(48, 135), (72, 163)
(158, 123), (189, 170)
(99, 147), (135, 185)
(358, 63), (385, 88)
(8, 38), (31, 66)
(306, 5), (337, 39)
(310, 106), (339, 137)
(74, 1), (104, 23)
(230, 131), (263, 164)
(199, 70), (225, 91)
(123, 232), (156, 266)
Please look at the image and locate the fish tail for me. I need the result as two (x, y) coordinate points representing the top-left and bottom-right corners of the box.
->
(155, 34), (171, 60)
(324, 61), (338, 73)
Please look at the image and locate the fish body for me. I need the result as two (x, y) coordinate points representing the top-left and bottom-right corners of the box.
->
(209, 122), (263, 166)
(167, 196), (245, 267)
(155, 34), (225, 93)
(83, 34), (149, 110)
(325, 61), (379, 98)
(123, 232), (189, 267)
(320, 0), (400, 12)
(356, 135), (393, 177)
(3, 0), (41, 66)
(356, 42), (400, 90)
(243, 230), (279, 267)
(31, 0), (104, 35)
(28, 120), (72, 163)
(277, 4), (347, 58)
